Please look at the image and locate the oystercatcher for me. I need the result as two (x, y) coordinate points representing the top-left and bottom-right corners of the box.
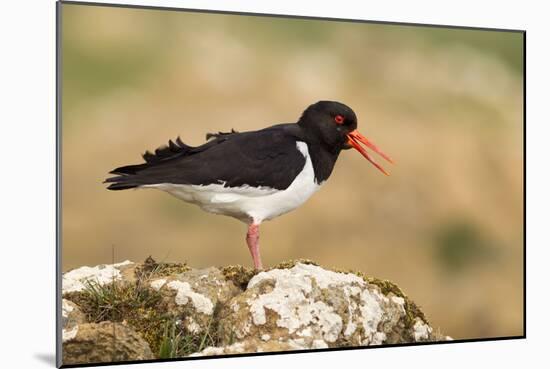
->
(105, 101), (393, 269)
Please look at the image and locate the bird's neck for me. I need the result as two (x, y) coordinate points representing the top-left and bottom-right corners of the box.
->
(282, 123), (341, 184)
(307, 142), (341, 184)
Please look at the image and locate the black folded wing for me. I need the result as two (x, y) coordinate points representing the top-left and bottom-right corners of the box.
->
(105, 124), (307, 191)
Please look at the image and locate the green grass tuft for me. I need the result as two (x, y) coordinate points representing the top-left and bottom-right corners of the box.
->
(158, 317), (218, 358)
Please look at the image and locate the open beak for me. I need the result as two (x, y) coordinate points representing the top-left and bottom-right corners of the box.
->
(346, 130), (394, 176)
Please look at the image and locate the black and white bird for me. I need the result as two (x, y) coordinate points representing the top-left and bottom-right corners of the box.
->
(105, 101), (393, 269)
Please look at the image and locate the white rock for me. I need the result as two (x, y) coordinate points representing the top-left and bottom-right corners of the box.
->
(223, 263), (423, 348)
(311, 339), (329, 349)
(190, 342), (246, 356)
(190, 346), (224, 356)
(62, 326), (78, 342)
(247, 266), (345, 342)
(359, 288), (385, 342)
(166, 280), (214, 315)
(186, 317), (202, 334)
(391, 296), (405, 305)
(289, 338), (306, 348)
(62, 299), (74, 318)
(150, 278), (167, 291)
(343, 320), (357, 337)
(62, 260), (133, 293)
(413, 319), (433, 341)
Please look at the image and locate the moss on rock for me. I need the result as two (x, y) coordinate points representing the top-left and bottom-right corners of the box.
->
(220, 264), (257, 290)
(270, 258), (320, 270)
(136, 256), (191, 280)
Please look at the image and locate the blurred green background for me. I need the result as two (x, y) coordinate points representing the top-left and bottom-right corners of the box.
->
(61, 4), (524, 340)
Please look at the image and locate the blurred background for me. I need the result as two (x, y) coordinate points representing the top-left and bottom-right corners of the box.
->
(61, 4), (524, 340)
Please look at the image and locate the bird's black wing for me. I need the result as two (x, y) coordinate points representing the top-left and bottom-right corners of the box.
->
(105, 124), (307, 191)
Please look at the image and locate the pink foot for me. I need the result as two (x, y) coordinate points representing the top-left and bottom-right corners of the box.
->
(246, 223), (263, 270)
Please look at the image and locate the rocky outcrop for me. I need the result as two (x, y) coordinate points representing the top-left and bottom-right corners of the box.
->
(214, 263), (428, 350)
(62, 299), (86, 344)
(61, 258), (449, 365)
(62, 321), (154, 365)
(148, 266), (241, 335)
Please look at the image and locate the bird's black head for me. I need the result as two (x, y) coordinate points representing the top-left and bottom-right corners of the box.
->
(298, 101), (357, 150)
(298, 100), (393, 175)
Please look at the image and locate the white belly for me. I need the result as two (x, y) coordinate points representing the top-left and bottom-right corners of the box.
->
(144, 142), (321, 224)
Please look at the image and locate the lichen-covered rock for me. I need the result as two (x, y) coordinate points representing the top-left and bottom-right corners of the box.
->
(191, 339), (298, 356)
(62, 299), (87, 342)
(62, 260), (136, 293)
(61, 258), (447, 364)
(62, 321), (154, 365)
(149, 267), (241, 334)
(217, 263), (438, 348)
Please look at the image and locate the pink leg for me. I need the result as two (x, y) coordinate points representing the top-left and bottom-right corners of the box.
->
(246, 223), (263, 270)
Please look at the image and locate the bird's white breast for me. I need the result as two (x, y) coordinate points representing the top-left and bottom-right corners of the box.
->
(144, 142), (321, 224)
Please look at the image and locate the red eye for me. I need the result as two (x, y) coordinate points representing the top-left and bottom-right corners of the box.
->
(334, 115), (345, 125)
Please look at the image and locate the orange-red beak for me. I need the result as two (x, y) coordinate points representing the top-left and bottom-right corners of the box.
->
(346, 130), (394, 176)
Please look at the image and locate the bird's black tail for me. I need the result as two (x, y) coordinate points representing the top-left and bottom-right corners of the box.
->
(104, 133), (236, 191)
(104, 181), (139, 191)
(104, 162), (150, 190)
(104, 136), (195, 190)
